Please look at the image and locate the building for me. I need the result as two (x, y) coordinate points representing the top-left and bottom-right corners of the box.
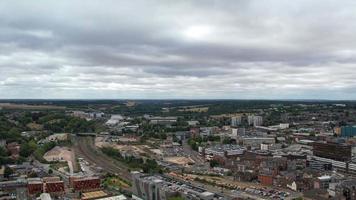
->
(258, 174), (273, 185)
(313, 142), (351, 162)
(106, 115), (124, 126)
(28, 178), (43, 196)
(242, 137), (275, 148)
(199, 127), (213, 137)
(132, 172), (215, 200)
(149, 117), (177, 125)
(44, 181), (64, 195)
(341, 125), (356, 137)
(72, 111), (104, 120)
(40, 193), (52, 200)
(247, 115), (263, 126)
(253, 116), (263, 127)
(334, 127), (342, 135)
(187, 120), (200, 126)
(190, 127), (200, 138)
(203, 145), (246, 159)
(70, 177), (100, 192)
(314, 175), (331, 189)
(247, 115), (254, 126)
(47, 133), (68, 142)
(307, 159), (332, 171)
(88, 112), (105, 119)
(96, 195), (127, 200)
(335, 180), (356, 200)
(231, 116), (242, 127)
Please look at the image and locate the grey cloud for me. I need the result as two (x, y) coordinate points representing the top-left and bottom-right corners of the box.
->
(0, 0), (356, 99)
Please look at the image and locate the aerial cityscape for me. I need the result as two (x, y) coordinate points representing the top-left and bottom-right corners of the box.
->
(1, 0), (356, 200)
(1, 100), (356, 200)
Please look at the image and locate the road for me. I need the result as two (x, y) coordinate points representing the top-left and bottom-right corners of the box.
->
(73, 136), (132, 182)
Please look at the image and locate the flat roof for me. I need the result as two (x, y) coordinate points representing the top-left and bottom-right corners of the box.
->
(82, 190), (107, 200)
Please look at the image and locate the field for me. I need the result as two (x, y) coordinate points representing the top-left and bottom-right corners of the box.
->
(178, 107), (209, 112)
(103, 176), (131, 189)
(0, 103), (65, 110)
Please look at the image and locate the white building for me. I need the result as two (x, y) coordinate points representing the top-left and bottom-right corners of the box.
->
(247, 115), (263, 126)
(40, 193), (52, 200)
(231, 116), (242, 127)
(242, 137), (275, 148)
(248, 115), (254, 125)
(106, 115), (124, 126)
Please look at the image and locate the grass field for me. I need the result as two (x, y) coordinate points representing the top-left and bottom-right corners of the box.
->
(0, 103), (65, 110)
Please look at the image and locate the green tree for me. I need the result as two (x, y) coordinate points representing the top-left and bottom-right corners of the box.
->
(0, 147), (8, 157)
(20, 140), (37, 157)
(4, 166), (13, 178)
(209, 160), (219, 168)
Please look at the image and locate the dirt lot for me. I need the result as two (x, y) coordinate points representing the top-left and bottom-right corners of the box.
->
(164, 156), (195, 165)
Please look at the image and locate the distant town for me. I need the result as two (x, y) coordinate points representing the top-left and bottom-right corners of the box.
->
(0, 100), (355, 200)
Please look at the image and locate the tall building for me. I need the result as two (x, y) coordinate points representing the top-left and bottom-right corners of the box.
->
(247, 115), (263, 127)
(248, 115), (254, 126)
(253, 116), (263, 127)
(341, 126), (356, 137)
(231, 116), (242, 127)
(313, 142), (351, 162)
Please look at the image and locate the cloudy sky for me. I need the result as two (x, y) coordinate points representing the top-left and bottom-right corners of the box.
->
(1, 0), (356, 99)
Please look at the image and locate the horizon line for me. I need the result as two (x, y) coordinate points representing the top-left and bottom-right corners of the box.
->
(0, 98), (356, 102)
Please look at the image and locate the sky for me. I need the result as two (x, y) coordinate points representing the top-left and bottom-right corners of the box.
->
(1, 0), (356, 99)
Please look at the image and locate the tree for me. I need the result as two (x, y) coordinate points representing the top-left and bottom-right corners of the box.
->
(4, 166), (13, 178)
(48, 169), (53, 174)
(222, 137), (232, 144)
(20, 140), (37, 157)
(0, 147), (8, 157)
(209, 160), (219, 168)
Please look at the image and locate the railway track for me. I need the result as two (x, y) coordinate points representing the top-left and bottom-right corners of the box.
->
(73, 136), (132, 181)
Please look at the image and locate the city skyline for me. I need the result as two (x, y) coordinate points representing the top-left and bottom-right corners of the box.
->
(1, 0), (356, 99)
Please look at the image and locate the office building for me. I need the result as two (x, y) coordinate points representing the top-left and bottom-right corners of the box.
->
(248, 115), (263, 127)
(341, 126), (356, 137)
(253, 116), (263, 127)
(313, 142), (351, 162)
(231, 116), (242, 127)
